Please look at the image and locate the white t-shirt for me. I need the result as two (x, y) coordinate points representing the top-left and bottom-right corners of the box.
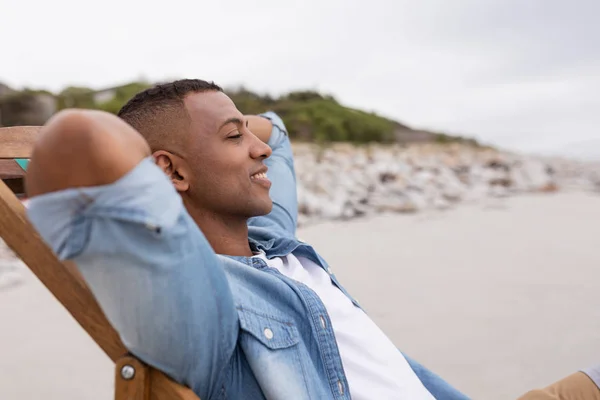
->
(253, 252), (434, 400)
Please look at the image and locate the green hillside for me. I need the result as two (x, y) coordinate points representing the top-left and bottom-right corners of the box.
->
(0, 80), (480, 146)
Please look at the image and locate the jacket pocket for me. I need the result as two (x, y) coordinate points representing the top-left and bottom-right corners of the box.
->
(237, 307), (299, 349)
(236, 307), (311, 399)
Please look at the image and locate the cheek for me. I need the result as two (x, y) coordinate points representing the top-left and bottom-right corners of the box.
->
(191, 147), (251, 192)
(196, 159), (248, 191)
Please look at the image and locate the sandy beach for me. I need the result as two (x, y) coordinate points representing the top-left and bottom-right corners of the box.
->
(1, 191), (599, 399)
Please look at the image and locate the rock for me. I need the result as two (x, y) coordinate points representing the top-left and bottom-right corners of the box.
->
(510, 159), (554, 192)
(369, 193), (417, 213)
(539, 183), (559, 193)
(290, 142), (599, 226)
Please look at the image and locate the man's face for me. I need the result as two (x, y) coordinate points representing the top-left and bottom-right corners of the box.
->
(180, 90), (273, 219)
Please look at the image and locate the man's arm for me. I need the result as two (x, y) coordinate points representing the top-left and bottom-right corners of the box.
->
(246, 114), (273, 144)
(518, 370), (600, 400)
(26, 109), (150, 196)
(247, 112), (298, 236)
(26, 110), (238, 399)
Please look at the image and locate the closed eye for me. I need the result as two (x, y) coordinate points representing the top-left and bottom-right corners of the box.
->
(228, 132), (243, 140)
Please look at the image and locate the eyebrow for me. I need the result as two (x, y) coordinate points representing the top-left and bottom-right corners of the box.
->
(218, 117), (244, 131)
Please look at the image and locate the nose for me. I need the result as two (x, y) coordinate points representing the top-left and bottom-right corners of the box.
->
(250, 135), (272, 160)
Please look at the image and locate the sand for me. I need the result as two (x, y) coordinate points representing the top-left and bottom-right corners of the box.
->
(1, 192), (599, 399)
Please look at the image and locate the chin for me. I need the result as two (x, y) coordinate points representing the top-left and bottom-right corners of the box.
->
(252, 201), (273, 217)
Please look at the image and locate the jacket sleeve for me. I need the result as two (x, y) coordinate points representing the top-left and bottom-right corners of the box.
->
(27, 157), (238, 399)
(248, 111), (298, 237)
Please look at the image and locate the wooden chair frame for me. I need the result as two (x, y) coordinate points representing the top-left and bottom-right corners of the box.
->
(0, 126), (200, 400)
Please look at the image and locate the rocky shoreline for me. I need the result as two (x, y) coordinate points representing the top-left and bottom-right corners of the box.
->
(293, 142), (600, 226)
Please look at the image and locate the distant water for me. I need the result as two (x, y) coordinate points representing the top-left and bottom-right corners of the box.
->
(538, 138), (600, 162)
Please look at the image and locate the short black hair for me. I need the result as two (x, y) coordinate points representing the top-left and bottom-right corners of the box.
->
(117, 79), (223, 152)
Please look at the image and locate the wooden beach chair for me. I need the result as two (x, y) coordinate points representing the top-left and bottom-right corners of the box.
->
(0, 126), (201, 400)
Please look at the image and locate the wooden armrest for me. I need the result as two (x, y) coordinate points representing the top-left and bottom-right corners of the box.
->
(0, 126), (40, 158)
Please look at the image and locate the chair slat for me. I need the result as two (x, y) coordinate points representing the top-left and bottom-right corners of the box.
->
(150, 370), (201, 400)
(0, 159), (24, 179)
(0, 126), (41, 158)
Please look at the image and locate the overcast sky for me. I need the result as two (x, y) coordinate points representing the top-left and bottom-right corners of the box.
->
(2, 0), (599, 157)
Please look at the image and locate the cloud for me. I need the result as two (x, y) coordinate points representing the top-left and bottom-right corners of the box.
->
(1, 0), (598, 155)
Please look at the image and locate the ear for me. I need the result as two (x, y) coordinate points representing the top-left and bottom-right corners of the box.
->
(153, 150), (191, 193)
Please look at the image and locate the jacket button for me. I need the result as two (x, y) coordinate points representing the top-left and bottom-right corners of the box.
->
(263, 328), (274, 340)
(337, 380), (344, 395)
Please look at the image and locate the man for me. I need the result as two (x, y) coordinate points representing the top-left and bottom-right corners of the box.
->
(25, 79), (469, 399)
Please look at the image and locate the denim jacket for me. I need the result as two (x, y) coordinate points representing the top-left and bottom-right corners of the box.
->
(27, 112), (468, 400)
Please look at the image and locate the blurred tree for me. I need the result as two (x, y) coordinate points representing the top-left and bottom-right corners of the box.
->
(96, 82), (152, 114)
(1, 81), (481, 146)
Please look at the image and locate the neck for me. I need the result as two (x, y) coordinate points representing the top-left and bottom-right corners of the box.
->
(184, 200), (253, 257)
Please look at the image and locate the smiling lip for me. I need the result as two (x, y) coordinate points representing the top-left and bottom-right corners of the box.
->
(250, 168), (271, 189)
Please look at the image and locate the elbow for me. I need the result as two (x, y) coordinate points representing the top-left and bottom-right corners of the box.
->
(26, 109), (150, 197)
